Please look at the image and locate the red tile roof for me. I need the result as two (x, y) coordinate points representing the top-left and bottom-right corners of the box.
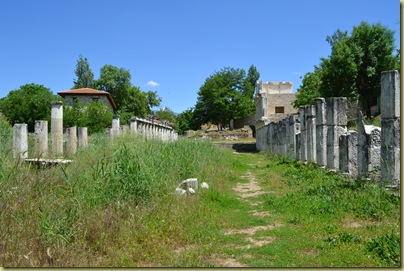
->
(58, 88), (116, 109)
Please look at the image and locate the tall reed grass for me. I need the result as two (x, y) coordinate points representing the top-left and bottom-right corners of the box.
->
(0, 131), (228, 267)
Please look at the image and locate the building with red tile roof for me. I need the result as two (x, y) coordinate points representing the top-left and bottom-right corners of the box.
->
(57, 88), (116, 111)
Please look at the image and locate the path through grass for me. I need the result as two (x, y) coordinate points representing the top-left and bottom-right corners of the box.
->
(208, 149), (400, 267)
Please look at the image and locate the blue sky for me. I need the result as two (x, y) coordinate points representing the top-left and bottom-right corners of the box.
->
(0, 0), (400, 113)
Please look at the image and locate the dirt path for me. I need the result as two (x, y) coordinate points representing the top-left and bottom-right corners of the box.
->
(211, 152), (283, 267)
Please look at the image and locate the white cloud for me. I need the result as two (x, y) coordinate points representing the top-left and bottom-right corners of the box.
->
(144, 80), (159, 87)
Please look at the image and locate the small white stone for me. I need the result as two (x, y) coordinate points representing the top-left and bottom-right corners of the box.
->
(188, 187), (196, 194)
(175, 187), (187, 196)
(201, 182), (209, 189)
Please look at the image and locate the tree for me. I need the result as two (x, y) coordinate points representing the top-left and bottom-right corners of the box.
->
(146, 91), (162, 113)
(319, 22), (399, 117)
(246, 64), (260, 95)
(122, 86), (149, 118)
(293, 67), (322, 108)
(193, 66), (257, 129)
(64, 100), (113, 134)
(155, 107), (176, 123)
(351, 22), (399, 117)
(176, 108), (196, 134)
(73, 55), (94, 89)
(0, 83), (60, 132)
(83, 101), (113, 134)
(94, 65), (132, 111)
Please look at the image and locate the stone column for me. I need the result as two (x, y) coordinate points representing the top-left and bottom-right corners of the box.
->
(281, 118), (287, 155)
(111, 115), (120, 138)
(34, 120), (48, 158)
(268, 122), (274, 153)
(51, 101), (63, 157)
(306, 105), (316, 163)
(130, 117), (138, 135)
(339, 131), (358, 177)
(13, 123), (28, 159)
(380, 70), (400, 185)
(315, 98), (327, 167)
(66, 126), (77, 156)
(299, 106), (307, 162)
(78, 127), (88, 148)
(325, 98), (347, 170)
(286, 115), (298, 158)
(357, 110), (382, 180)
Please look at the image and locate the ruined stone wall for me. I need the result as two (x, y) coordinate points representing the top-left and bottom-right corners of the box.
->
(266, 94), (297, 115)
(255, 80), (297, 122)
(233, 115), (256, 129)
(254, 71), (400, 186)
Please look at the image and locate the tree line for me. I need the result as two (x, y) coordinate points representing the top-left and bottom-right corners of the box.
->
(178, 21), (399, 134)
(0, 21), (398, 135)
(0, 56), (171, 133)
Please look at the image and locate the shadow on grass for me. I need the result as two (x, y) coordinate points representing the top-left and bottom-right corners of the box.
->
(231, 143), (258, 153)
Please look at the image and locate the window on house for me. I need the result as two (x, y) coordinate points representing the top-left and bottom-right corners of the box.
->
(275, 106), (285, 113)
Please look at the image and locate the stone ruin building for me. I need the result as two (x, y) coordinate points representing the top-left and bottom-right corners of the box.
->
(255, 80), (297, 128)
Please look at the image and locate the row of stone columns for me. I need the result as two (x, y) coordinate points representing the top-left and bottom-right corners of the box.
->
(12, 102), (88, 159)
(255, 70), (400, 185)
(108, 116), (178, 142)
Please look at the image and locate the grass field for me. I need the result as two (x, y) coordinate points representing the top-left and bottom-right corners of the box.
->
(0, 122), (400, 267)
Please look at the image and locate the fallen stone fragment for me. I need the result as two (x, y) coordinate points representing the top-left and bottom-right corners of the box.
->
(175, 187), (187, 196)
(178, 178), (198, 191)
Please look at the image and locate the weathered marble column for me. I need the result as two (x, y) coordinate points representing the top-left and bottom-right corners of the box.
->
(339, 131), (358, 177)
(66, 126), (77, 156)
(315, 98), (327, 167)
(380, 71), (400, 185)
(357, 110), (381, 180)
(78, 127), (88, 148)
(325, 98), (347, 170)
(286, 115), (298, 158)
(130, 117), (138, 135)
(51, 101), (63, 157)
(34, 120), (48, 158)
(13, 123), (28, 159)
(111, 115), (120, 138)
(306, 105), (316, 163)
(299, 106), (307, 162)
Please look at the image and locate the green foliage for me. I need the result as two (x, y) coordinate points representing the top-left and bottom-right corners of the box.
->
(0, 83), (60, 132)
(73, 54), (94, 88)
(297, 22), (399, 116)
(176, 108), (196, 134)
(146, 90), (162, 112)
(94, 64), (132, 111)
(123, 86), (149, 117)
(366, 231), (400, 267)
(155, 107), (177, 126)
(193, 66), (258, 128)
(246, 65), (260, 93)
(293, 67), (322, 108)
(0, 114), (12, 181)
(63, 101), (113, 134)
(91, 64), (161, 119)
